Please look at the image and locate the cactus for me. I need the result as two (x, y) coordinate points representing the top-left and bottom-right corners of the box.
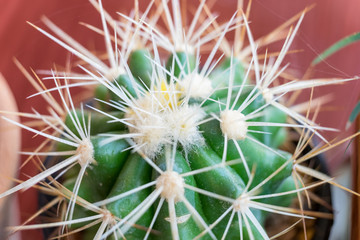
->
(1, 0), (359, 239)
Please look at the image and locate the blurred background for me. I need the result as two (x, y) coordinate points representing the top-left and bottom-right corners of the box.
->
(0, 0), (359, 239)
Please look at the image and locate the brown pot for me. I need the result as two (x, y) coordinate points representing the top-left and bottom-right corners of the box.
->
(351, 105), (360, 239)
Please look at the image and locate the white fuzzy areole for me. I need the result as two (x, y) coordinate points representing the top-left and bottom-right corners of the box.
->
(102, 209), (114, 223)
(125, 91), (170, 158)
(105, 66), (125, 81)
(179, 73), (213, 99)
(76, 138), (95, 167)
(165, 105), (205, 148)
(156, 171), (185, 202)
(125, 82), (205, 158)
(262, 88), (274, 104)
(233, 194), (250, 212)
(175, 43), (194, 55)
(220, 110), (248, 140)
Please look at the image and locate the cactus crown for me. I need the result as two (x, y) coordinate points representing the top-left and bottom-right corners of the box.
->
(1, 0), (359, 239)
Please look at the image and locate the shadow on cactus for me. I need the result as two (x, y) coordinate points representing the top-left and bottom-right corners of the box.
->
(1, 0), (360, 239)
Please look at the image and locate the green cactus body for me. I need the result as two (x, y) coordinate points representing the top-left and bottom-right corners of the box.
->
(201, 120), (292, 190)
(153, 151), (209, 240)
(166, 52), (196, 79)
(209, 57), (246, 99)
(105, 153), (153, 239)
(129, 49), (153, 88)
(54, 43), (299, 239)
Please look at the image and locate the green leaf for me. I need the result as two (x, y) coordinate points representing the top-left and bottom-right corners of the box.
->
(349, 100), (360, 125)
(312, 32), (360, 65)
